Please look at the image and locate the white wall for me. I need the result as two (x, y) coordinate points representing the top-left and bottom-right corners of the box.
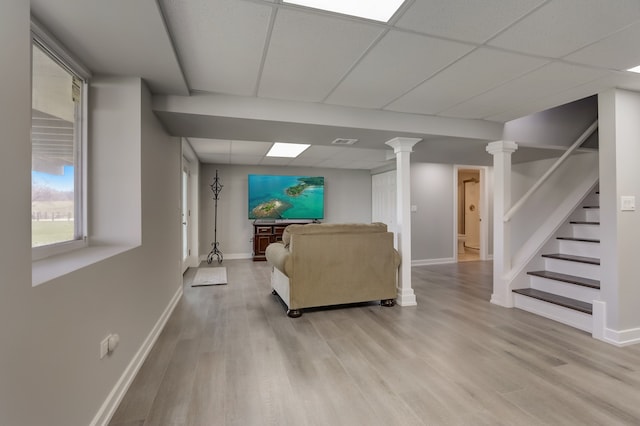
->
(599, 89), (640, 338)
(0, 9), (183, 423)
(90, 78), (142, 246)
(199, 164), (373, 257)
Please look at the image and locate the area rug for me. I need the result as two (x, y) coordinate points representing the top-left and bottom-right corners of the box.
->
(192, 267), (227, 287)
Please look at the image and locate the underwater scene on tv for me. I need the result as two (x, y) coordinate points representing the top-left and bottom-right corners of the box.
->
(248, 174), (324, 220)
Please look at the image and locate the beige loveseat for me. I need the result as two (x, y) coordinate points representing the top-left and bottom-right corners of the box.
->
(265, 222), (400, 317)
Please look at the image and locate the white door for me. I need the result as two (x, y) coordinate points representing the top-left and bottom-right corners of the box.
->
(464, 180), (480, 249)
(181, 168), (190, 273)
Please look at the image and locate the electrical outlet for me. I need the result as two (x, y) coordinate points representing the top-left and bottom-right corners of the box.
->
(100, 336), (110, 359)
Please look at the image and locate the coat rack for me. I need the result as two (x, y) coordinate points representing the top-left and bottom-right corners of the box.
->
(207, 170), (224, 264)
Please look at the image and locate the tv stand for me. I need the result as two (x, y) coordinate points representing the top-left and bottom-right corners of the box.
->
(252, 221), (293, 261)
(252, 220), (321, 261)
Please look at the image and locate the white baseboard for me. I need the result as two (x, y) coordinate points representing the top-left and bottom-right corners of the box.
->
(412, 257), (455, 266)
(198, 252), (252, 262)
(90, 285), (183, 426)
(602, 327), (640, 347)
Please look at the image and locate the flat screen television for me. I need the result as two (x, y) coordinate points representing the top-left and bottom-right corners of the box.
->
(248, 174), (324, 220)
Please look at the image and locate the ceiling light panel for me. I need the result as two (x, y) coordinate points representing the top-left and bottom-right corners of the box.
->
(282, 0), (405, 22)
(266, 142), (311, 157)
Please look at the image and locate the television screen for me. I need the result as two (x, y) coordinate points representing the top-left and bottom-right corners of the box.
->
(248, 174), (324, 220)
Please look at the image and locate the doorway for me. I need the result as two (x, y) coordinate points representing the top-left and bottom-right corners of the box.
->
(456, 167), (484, 262)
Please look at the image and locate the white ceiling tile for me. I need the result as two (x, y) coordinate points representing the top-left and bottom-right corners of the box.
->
(259, 156), (294, 166)
(189, 138), (231, 154)
(441, 62), (608, 119)
(286, 157), (325, 167)
(161, 0), (273, 95)
(230, 140), (273, 155)
(198, 153), (231, 164)
(316, 157), (351, 168)
(295, 145), (347, 159)
(395, 0), (545, 43)
(565, 21), (640, 71)
(487, 72), (640, 122)
(258, 9), (384, 102)
(229, 155), (264, 165)
(326, 30), (474, 109)
(488, 0), (640, 58)
(333, 147), (388, 161)
(386, 48), (548, 115)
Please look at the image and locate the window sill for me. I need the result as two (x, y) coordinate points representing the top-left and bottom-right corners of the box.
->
(32, 244), (137, 287)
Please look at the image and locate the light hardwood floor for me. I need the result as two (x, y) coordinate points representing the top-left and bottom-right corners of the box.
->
(109, 260), (640, 426)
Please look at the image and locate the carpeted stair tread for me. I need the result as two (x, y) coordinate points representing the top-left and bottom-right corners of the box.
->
(527, 270), (600, 289)
(542, 253), (600, 265)
(556, 237), (600, 243)
(513, 288), (592, 314)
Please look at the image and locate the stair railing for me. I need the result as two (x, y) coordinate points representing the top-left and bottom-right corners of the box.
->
(503, 120), (598, 223)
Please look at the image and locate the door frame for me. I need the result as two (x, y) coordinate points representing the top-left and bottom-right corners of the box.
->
(453, 165), (489, 261)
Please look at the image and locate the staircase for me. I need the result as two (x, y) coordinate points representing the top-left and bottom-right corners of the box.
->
(513, 189), (600, 333)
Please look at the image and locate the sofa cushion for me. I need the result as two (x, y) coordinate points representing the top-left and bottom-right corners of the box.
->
(282, 222), (387, 246)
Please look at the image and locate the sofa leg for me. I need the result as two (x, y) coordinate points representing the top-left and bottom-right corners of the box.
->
(381, 299), (396, 307)
(287, 309), (302, 318)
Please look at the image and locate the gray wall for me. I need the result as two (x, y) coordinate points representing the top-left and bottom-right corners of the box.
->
(411, 163), (455, 261)
(503, 95), (598, 147)
(0, 8), (182, 423)
(199, 164), (373, 257)
(0, 2), (32, 421)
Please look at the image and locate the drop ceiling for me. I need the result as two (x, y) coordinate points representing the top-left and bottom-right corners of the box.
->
(31, 0), (640, 168)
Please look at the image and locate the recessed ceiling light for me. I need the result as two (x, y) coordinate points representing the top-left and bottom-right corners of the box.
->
(266, 142), (311, 158)
(627, 65), (640, 73)
(282, 0), (405, 22)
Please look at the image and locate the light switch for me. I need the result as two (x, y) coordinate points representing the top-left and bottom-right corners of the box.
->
(411, 205), (418, 212)
(621, 196), (636, 211)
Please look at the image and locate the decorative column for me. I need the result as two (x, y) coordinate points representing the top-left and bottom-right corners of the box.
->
(486, 141), (518, 307)
(386, 137), (421, 306)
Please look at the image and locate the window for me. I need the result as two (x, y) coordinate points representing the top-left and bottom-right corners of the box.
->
(31, 29), (88, 259)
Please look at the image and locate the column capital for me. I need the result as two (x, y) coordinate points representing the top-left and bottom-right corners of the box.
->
(385, 137), (422, 154)
(486, 140), (518, 155)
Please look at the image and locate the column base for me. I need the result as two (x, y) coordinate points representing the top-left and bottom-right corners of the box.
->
(396, 287), (417, 306)
(490, 291), (514, 308)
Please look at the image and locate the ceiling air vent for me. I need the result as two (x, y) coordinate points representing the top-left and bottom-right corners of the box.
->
(331, 138), (358, 145)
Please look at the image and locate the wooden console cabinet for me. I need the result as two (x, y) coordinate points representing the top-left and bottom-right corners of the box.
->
(252, 222), (291, 261)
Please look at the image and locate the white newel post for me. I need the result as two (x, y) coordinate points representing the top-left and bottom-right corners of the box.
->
(386, 137), (421, 306)
(486, 141), (518, 308)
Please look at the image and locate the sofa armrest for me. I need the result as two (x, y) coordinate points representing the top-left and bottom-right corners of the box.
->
(265, 243), (291, 277)
(393, 249), (401, 268)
